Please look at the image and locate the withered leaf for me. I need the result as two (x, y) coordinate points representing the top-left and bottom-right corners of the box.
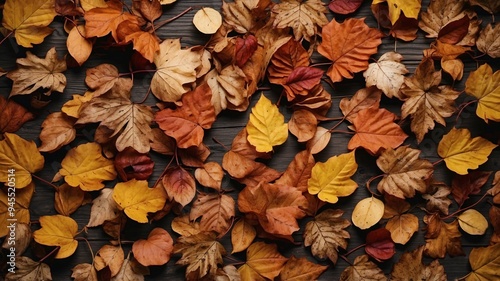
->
(94, 244), (125, 277)
(0, 96), (34, 134)
(451, 171), (491, 207)
(465, 243), (500, 281)
(222, 150), (280, 186)
(339, 86), (382, 123)
(0, 183), (34, 237)
(85, 64), (132, 97)
(38, 112), (76, 153)
(54, 183), (85, 216)
(110, 257), (145, 281)
(231, 218), (256, 253)
(132, 228), (174, 266)
(278, 256), (328, 281)
(87, 188), (120, 227)
(268, 38), (309, 86)
(422, 180), (452, 215)
(288, 109), (317, 142)
(329, 0), (364, 15)
(423, 214), (464, 258)
(190, 192), (235, 235)
(71, 263), (98, 281)
(162, 166), (196, 207)
(194, 162), (224, 191)
(363, 52), (408, 99)
(272, 0), (328, 41)
(221, 0), (269, 34)
(340, 255), (386, 281)
(238, 242), (288, 281)
(5, 256), (52, 281)
(114, 148), (154, 181)
(477, 23), (500, 58)
(84, 2), (140, 41)
(365, 228), (395, 262)
(470, 0), (500, 14)
(276, 150), (315, 192)
(67, 25), (92, 66)
(390, 246), (447, 281)
(205, 65), (248, 115)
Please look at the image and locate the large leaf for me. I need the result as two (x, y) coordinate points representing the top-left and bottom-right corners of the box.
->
(465, 63), (500, 122)
(372, 0), (421, 25)
(33, 215), (79, 259)
(465, 243), (500, 281)
(423, 214), (464, 258)
(0, 182), (34, 237)
(5, 256), (52, 281)
(238, 242), (288, 281)
(278, 256), (328, 281)
(84, 2), (139, 41)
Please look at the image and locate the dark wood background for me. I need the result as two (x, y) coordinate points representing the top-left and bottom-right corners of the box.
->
(1, 0), (499, 280)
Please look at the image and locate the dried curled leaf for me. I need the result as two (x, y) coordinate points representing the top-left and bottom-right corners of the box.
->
(390, 246), (447, 281)
(231, 218), (256, 254)
(423, 214), (464, 258)
(5, 256), (52, 281)
(190, 192), (235, 235)
(38, 112), (76, 153)
(476, 23), (500, 58)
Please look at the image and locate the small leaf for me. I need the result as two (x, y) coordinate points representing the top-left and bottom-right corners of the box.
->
(132, 228), (174, 266)
(38, 112), (76, 153)
(193, 7), (222, 34)
(71, 263), (98, 281)
(54, 183), (85, 216)
(194, 162), (224, 191)
(87, 188), (120, 227)
(33, 215), (78, 259)
(231, 218), (256, 253)
(278, 256), (328, 281)
(458, 209), (488, 235)
(5, 256), (52, 281)
(365, 228), (395, 261)
(340, 255), (386, 281)
(0, 96), (34, 134)
(162, 166), (196, 207)
(94, 244), (124, 277)
(352, 197), (384, 230)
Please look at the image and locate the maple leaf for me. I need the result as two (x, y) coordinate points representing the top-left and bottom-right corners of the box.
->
(190, 192), (235, 235)
(390, 246), (447, 281)
(54, 183), (85, 216)
(352, 197), (385, 229)
(372, 0), (421, 25)
(151, 39), (205, 102)
(132, 228), (173, 266)
(85, 64), (132, 97)
(0, 133), (44, 188)
(5, 256), (52, 281)
(401, 58), (459, 143)
(465, 63), (500, 123)
(174, 232), (226, 280)
(422, 180), (452, 215)
(0, 182), (34, 237)
(268, 38), (310, 86)
(94, 244), (124, 277)
(376, 146), (433, 199)
(276, 150), (315, 192)
(340, 86), (382, 123)
(221, 0), (269, 34)
(231, 218), (256, 253)
(238, 182), (307, 236)
(1, 0), (56, 47)
(329, 0), (364, 14)
(38, 112), (76, 153)
(307, 151), (358, 203)
(423, 214), (464, 258)
(457, 209), (488, 235)
(437, 127), (497, 175)
(114, 148), (154, 181)
(87, 188), (120, 227)
(71, 263), (98, 281)
(340, 255), (386, 281)
(155, 83), (216, 149)
(451, 171), (491, 207)
(304, 209), (350, 264)
(7, 47), (67, 97)
(465, 243), (500, 281)
(279, 256), (328, 281)
(348, 107), (408, 155)
(205, 65), (248, 115)
(113, 179), (167, 223)
(477, 23), (500, 59)
(272, 0), (328, 41)
(246, 94), (288, 152)
(238, 242), (288, 281)
(33, 215), (79, 259)
(59, 142), (116, 191)
(84, 1), (140, 41)
(0, 96), (34, 134)
(363, 52), (409, 99)
(162, 166), (196, 207)
(318, 18), (383, 83)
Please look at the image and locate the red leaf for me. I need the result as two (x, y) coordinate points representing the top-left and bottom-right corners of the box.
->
(438, 16), (470, 45)
(0, 96), (34, 134)
(114, 147), (154, 181)
(283, 66), (323, 101)
(235, 35), (258, 68)
(451, 171), (491, 207)
(329, 0), (363, 14)
(365, 228), (395, 262)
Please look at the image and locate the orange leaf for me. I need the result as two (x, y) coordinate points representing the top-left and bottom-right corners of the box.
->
(132, 228), (173, 266)
(339, 86), (381, 123)
(238, 242), (288, 280)
(162, 166), (196, 207)
(268, 38), (310, 85)
(279, 256), (328, 281)
(231, 218), (256, 253)
(276, 150), (315, 192)
(189, 192), (235, 235)
(84, 2), (140, 41)
(222, 150), (280, 186)
(424, 214), (464, 258)
(0, 96), (34, 134)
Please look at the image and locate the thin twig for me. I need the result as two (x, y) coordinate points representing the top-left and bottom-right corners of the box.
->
(32, 174), (60, 191)
(152, 7), (193, 31)
(365, 174), (384, 196)
(442, 192), (489, 220)
(39, 246), (61, 263)
(0, 30), (14, 46)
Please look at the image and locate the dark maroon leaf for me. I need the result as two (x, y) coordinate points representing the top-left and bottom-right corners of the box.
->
(365, 228), (395, 262)
(451, 171), (491, 207)
(329, 0), (363, 14)
(114, 147), (155, 181)
(0, 96), (35, 134)
(438, 16), (470, 45)
(235, 35), (258, 68)
(284, 66), (323, 101)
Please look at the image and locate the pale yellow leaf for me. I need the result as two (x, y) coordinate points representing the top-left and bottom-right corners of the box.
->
(458, 209), (488, 235)
(193, 7), (222, 34)
(352, 197), (384, 229)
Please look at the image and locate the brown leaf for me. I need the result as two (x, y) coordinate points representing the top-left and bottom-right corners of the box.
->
(195, 162), (224, 191)
(178, 143), (212, 168)
(365, 228), (395, 262)
(150, 128), (176, 155)
(222, 150), (280, 186)
(371, 2), (419, 41)
(85, 64), (133, 97)
(222, 0), (269, 34)
(230, 128), (271, 160)
(111, 257), (146, 281)
(489, 205), (500, 245)
(54, 183), (85, 216)
(268, 38), (309, 86)
(423, 214), (464, 258)
(84, 2), (140, 41)
(363, 52), (408, 99)
(390, 246), (447, 281)
(272, 0), (328, 41)
(155, 83), (216, 149)
(0, 96), (34, 134)
(162, 166), (196, 207)
(238, 242), (288, 280)
(87, 188), (120, 227)
(279, 256), (328, 281)
(477, 23), (500, 58)
(135, 0), (162, 22)
(190, 192), (235, 235)
(283, 66), (323, 101)
(114, 147), (154, 181)
(172, 214), (201, 237)
(489, 171), (500, 204)
(71, 263), (98, 281)
(276, 150), (315, 192)
(340, 86), (382, 123)
(67, 25), (92, 66)
(94, 244), (124, 277)
(231, 218), (256, 253)
(56, 0), (84, 16)
(340, 255), (386, 281)
(437, 15), (470, 45)
(2, 223), (31, 256)
(122, 27), (160, 63)
(288, 110), (317, 142)
(451, 171), (491, 207)
(422, 180), (452, 215)
(205, 65), (249, 115)
(132, 228), (174, 266)
(238, 182), (307, 236)
(305, 126), (331, 154)
(470, 0), (500, 13)
(292, 85), (332, 119)
(38, 112), (76, 153)
(329, 0), (363, 14)
(5, 256), (52, 281)
(386, 213), (419, 245)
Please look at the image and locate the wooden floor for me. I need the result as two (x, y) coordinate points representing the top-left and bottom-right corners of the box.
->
(1, 0), (499, 280)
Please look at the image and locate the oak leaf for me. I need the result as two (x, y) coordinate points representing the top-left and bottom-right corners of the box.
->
(7, 47), (67, 97)
(238, 242), (288, 281)
(87, 188), (120, 227)
(59, 142), (116, 191)
(451, 171), (491, 207)
(246, 94), (288, 153)
(390, 246), (447, 281)
(376, 146), (433, 199)
(365, 228), (395, 261)
(401, 58), (459, 143)
(110, 257), (145, 281)
(231, 218), (256, 253)
(112, 179), (167, 223)
(278, 256), (328, 281)
(477, 23), (500, 58)
(38, 112), (76, 153)
(307, 151), (358, 203)
(222, 150), (281, 186)
(422, 180), (452, 215)
(0, 96), (34, 134)
(272, 0), (328, 41)
(1, 0), (56, 47)
(238, 182), (307, 236)
(458, 209), (488, 235)
(151, 38), (205, 102)
(162, 166), (196, 207)
(352, 197), (385, 229)
(348, 108), (408, 155)
(84, 2), (139, 41)
(363, 52), (408, 99)
(5, 256), (52, 281)
(0, 133), (44, 188)
(54, 183), (85, 216)
(339, 86), (382, 123)
(340, 255), (386, 281)
(318, 18), (383, 82)
(193, 7), (223, 34)
(132, 228), (174, 266)
(190, 192), (235, 235)
(77, 94), (154, 153)
(437, 127), (497, 175)
(304, 209), (350, 264)
(85, 64), (132, 97)
(276, 150), (315, 192)
(423, 214), (464, 258)
(67, 25), (93, 66)
(329, 0), (364, 14)
(371, 0), (420, 25)
(465, 63), (500, 122)
(94, 244), (124, 278)
(0, 182), (34, 237)
(33, 215), (79, 259)
(71, 263), (98, 281)
(465, 243), (500, 281)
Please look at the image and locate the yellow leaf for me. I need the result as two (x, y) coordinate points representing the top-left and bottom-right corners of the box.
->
(62, 92), (94, 118)
(0, 182), (34, 237)
(59, 142), (117, 191)
(231, 218), (256, 254)
(466, 243), (500, 281)
(1, 0), (56, 47)
(465, 63), (500, 123)
(386, 213), (419, 244)
(33, 215), (78, 259)
(437, 128), (497, 175)
(279, 256), (328, 281)
(307, 151), (358, 203)
(0, 133), (44, 188)
(246, 94), (288, 153)
(458, 209), (488, 235)
(193, 7), (222, 34)
(352, 197), (384, 229)
(80, 0), (107, 11)
(112, 179), (167, 223)
(372, 0), (421, 25)
(238, 242), (288, 281)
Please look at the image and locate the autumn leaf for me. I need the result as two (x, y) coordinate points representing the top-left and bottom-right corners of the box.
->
(87, 188), (120, 227)
(268, 38), (310, 86)
(54, 183), (85, 216)
(422, 180), (452, 215)
(465, 243), (500, 281)
(246, 94), (288, 153)
(235, 35), (258, 68)
(304, 209), (350, 264)
(457, 209), (488, 235)
(352, 197), (385, 229)
(308, 151), (358, 203)
(5, 256), (52, 281)
(155, 83), (216, 149)
(329, 0), (364, 14)
(7, 47), (67, 97)
(372, 0), (420, 25)
(283, 67), (324, 101)
(318, 18), (383, 83)
(33, 215), (79, 259)
(119, 24), (160, 63)
(71, 263), (98, 281)
(110, 257), (145, 281)
(287, 110), (317, 142)
(195, 162), (224, 191)
(276, 150), (315, 192)
(348, 107), (408, 155)
(222, 150), (281, 186)
(470, 0), (500, 14)
(190, 192), (235, 235)
(59, 142), (116, 191)
(221, 0), (269, 34)
(437, 127), (497, 175)
(205, 65), (248, 115)
(0, 133), (44, 188)
(132, 228), (174, 266)
(151, 38), (205, 102)
(1, 0), (57, 47)
(279, 256), (328, 281)
(174, 232), (226, 280)
(94, 244), (124, 277)
(84, 64), (132, 97)
(390, 246), (447, 281)
(363, 51), (408, 99)
(400, 58), (459, 143)
(67, 25), (93, 66)
(76, 94), (154, 153)
(2, 223), (31, 255)
(385, 213), (418, 245)
(365, 228), (395, 261)
(339, 86), (382, 123)
(272, 0), (328, 41)
(114, 148), (154, 181)
(193, 7), (223, 34)
(84, 1), (140, 41)
(477, 23), (500, 58)
(162, 166), (196, 207)
(376, 146), (433, 199)
(38, 112), (76, 153)
(231, 218), (256, 253)
(0, 96), (34, 134)
(465, 63), (500, 123)
(340, 255), (386, 281)
(423, 214), (464, 258)
(238, 182), (307, 236)
(451, 171), (491, 207)
(0, 182), (34, 237)
(238, 242), (288, 281)
(172, 214), (201, 237)
(306, 126), (331, 154)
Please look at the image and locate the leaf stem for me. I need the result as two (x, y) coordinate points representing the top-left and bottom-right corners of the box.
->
(39, 246), (61, 263)
(442, 192), (489, 220)
(0, 30), (14, 46)
(310, 62), (333, 68)
(330, 130), (354, 135)
(455, 99), (477, 122)
(365, 174), (384, 197)
(152, 7), (193, 31)
(339, 254), (353, 265)
(152, 155), (176, 188)
(328, 116), (346, 133)
(118, 69), (156, 77)
(212, 137), (229, 151)
(344, 243), (366, 257)
(137, 83), (152, 104)
(32, 174), (60, 191)
(432, 159), (444, 166)
(76, 237), (95, 261)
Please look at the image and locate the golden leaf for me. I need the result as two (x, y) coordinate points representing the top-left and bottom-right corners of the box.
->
(457, 209), (488, 235)
(352, 197), (384, 229)
(231, 218), (256, 254)
(193, 7), (223, 34)
(94, 244), (124, 277)
(465, 63), (500, 122)
(238, 242), (288, 280)
(371, 0), (421, 25)
(279, 256), (328, 281)
(0, 182), (34, 237)
(465, 243), (500, 281)
(67, 25), (92, 66)
(33, 215), (79, 259)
